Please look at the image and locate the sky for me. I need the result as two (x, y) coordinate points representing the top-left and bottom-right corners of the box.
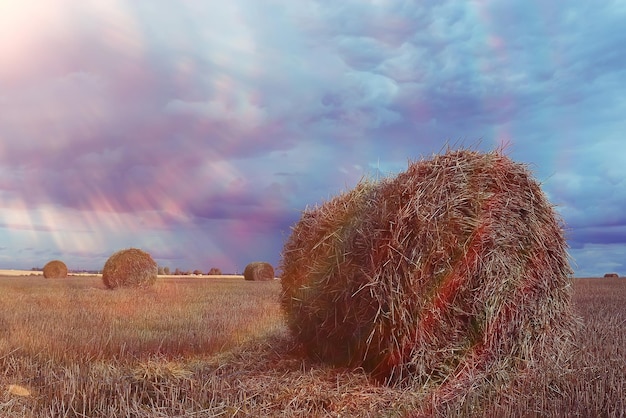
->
(1, 1), (625, 276)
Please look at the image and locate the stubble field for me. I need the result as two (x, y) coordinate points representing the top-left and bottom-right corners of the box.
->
(0, 275), (624, 417)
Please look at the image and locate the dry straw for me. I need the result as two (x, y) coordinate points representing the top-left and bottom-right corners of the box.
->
(280, 149), (577, 399)
(102, 248), (158, 289)
(7, 384), (31, 397)
(43, 260), (68, 279)
(243, 262), (275, 281)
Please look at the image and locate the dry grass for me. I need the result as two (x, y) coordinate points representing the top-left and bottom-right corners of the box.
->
(0, 276), (280, 364)
(0, 270), (43, 276)
(0, 275), (624, 417)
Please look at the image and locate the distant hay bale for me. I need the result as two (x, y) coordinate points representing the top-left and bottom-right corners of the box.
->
(280, 149), (577, 395)
(43, 260), (68, 279)
(208, 267), (223, 276)
(243, 262), (275, 281)
(102, 248), (158, 289)
(603, 273), (619, 278)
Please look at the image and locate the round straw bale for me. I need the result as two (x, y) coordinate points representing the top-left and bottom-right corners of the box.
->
(43, 260), (68, 278)
(280, 149), (577, 392)
(102, 248), (158, 289)
(243, 262), (275, 281)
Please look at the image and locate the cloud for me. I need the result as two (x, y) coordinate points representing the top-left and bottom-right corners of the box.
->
(1, 0), (625, 275)
(569, 244), (626, 277)
(164, 98), (267, 129)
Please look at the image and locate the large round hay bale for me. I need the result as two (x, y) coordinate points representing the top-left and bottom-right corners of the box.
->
(43, 260), (68, 278)
(243, 262), (274, 281)
(102, 248), (158, 289)
(280, 149), (577, 394)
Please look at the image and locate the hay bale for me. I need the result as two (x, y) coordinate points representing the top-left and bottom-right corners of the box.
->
(102, 248), (158, 289)
(603, 273), (619, 278)
(280, 149), (577, 393)
(243, 262), (275, 281)
(42, 260), (68, 279)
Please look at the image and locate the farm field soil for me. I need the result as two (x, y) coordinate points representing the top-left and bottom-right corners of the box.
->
(0, 275), (624, 417)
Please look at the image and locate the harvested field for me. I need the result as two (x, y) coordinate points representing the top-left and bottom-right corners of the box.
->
(0, 275), (624, 417)
(0, 270), (43, 276)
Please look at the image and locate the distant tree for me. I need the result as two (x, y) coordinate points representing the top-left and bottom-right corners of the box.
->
(207, 267), (222, 276)
(174, 268), (182, 275)
(163, 266), (170, 275)
(158, 267), (165, 275)
(193, 269), (203, 275)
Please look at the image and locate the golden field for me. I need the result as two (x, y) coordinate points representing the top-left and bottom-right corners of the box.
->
(0, 275), (624, 417)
